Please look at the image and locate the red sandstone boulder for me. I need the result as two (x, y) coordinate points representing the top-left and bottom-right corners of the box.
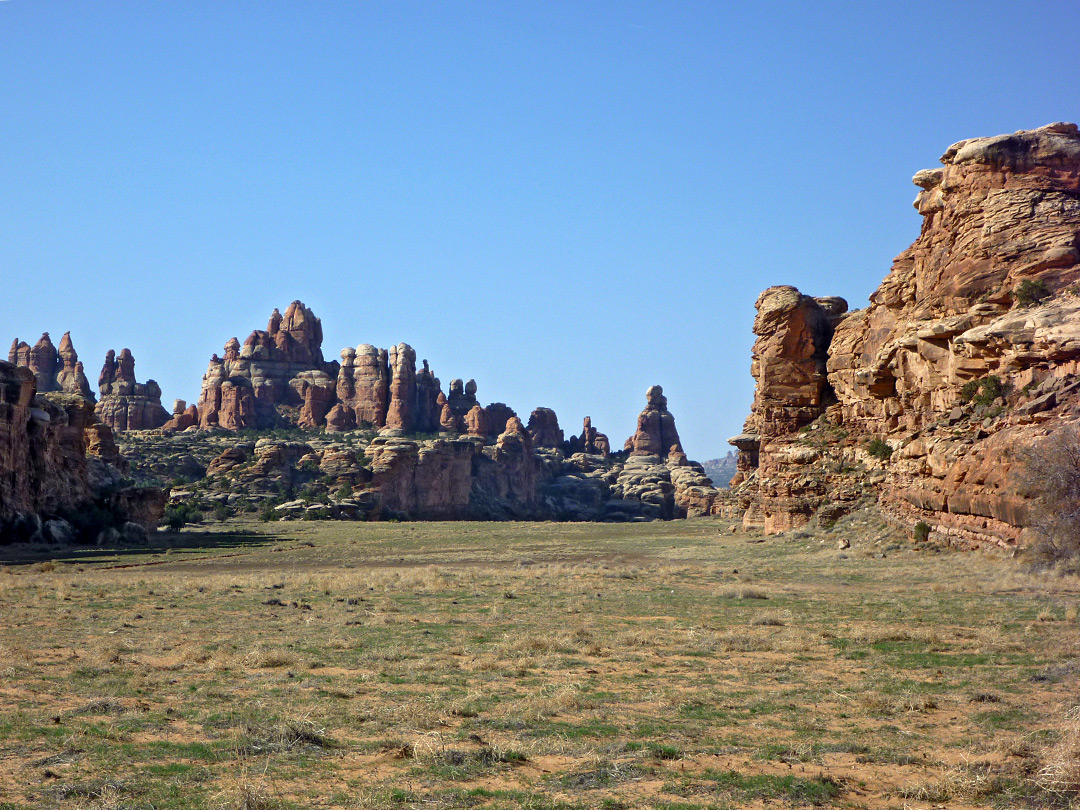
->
(162, 400), (199, 432)
(446, 378), (478, 419)
(465, 404), (488, 437)
(484, 403), (516, 437)
(437, 393), (459, 432)
(324, 403), (357, 432)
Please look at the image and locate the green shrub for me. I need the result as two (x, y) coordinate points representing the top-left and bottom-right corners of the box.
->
(213, 502), (231, 522)
(960, 374), (1005, 407)
(258, 502), (277, 523)
(974, 375), (1004, 407)
(164, 504), (196, 531)
(1014, 278), (1051, 307)
(866, 438), (893, 461)
(913, 521), (931, 543)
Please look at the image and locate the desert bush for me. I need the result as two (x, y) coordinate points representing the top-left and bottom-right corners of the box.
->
(913, 521), (931, 543)
(1019, 425), (1080, 566)
(974, 374), (1004, 407)
(866, 438), (893, 461)
(1015, 278), (1051, 307)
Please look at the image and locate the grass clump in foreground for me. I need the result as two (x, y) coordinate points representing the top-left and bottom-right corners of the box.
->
(1, 509), (1079, 809)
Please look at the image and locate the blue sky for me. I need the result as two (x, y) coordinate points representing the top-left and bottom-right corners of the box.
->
(3, 1), (1079, 459)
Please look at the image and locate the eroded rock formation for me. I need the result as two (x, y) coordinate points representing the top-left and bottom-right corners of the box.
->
(731, 123), (1080, 545)
(569, 416), (610, 456)
(626, 385), (684, 457)
(96, 348), (170, 432)
(198, 301), (339, 430)
(9, 332), (93, 399)
(162, 399), (200, 432)
(527, 407), (564, 448)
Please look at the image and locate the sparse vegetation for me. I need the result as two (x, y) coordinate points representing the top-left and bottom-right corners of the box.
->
(913, 521), (931, 543)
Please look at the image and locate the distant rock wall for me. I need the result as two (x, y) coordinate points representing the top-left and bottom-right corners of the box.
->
(183, 385), (721, 523)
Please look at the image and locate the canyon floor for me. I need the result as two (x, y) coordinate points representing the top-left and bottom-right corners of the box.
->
(2, 512), (1079, 810)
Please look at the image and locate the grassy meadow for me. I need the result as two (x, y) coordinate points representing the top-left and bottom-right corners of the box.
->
(2, 510), (1080, 809)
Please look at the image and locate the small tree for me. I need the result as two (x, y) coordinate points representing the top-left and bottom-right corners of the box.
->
(1019, 426), (1080, 566)
(164, 505), (189, 531)
(1015, 278), (1051, 308)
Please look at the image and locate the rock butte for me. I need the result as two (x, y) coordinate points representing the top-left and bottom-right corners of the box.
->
(731, 122), (1080, 547)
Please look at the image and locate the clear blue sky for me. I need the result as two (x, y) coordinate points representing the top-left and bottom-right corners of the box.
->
(3, 1), (1078, 459)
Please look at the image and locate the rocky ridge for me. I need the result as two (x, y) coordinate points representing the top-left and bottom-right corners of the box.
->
(731, 123), (1080, 546)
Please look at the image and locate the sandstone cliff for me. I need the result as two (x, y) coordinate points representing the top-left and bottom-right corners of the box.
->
(732, 123), (1080, 546)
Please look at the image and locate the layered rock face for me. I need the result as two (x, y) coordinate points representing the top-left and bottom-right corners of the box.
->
(96, 348), (170, 432)
(175, 385), (720, 524)
(334, 345), (390, 428)
(728, 287), (849, 531)
(732, 123), (1080, 544)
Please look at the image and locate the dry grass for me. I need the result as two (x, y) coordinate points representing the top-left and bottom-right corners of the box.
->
(1036, 706), (1080, 796)
(1, 512), (1078, 809)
